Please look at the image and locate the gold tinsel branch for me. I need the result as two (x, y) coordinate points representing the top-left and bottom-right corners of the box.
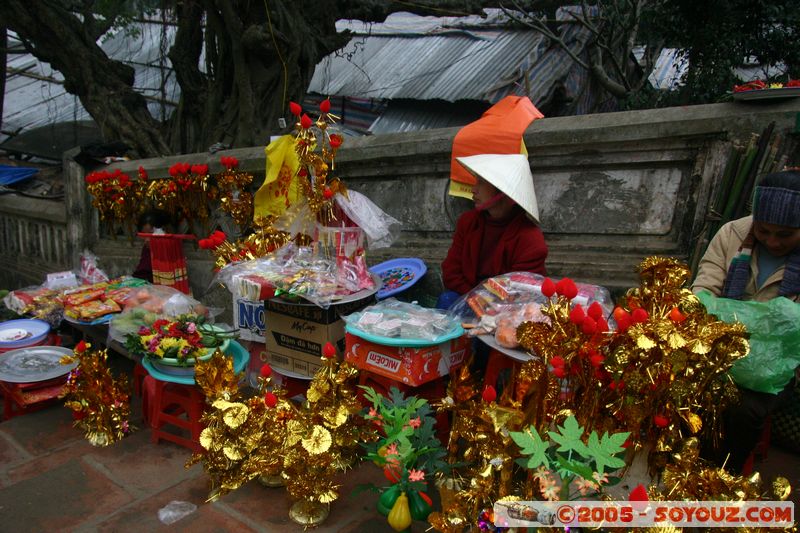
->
(59, 341), (133, 447)
(187, 349), (290, 501)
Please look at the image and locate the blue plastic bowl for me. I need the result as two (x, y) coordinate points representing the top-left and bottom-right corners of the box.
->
(0, 319), (51, 349)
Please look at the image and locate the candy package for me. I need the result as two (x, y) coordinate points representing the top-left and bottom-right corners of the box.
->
(448, 272), (614, 343)
(343, 298), (458, 342)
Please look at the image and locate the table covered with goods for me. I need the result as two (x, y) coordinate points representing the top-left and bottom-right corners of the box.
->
(0, 97), (795, 531)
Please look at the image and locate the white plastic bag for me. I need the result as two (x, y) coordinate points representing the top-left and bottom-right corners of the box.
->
(335, 190), (401, 249)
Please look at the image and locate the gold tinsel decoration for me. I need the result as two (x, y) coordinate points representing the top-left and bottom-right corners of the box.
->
(291, 101), (348, 225)
(85, 169), (146, 236)
(430, 257), (786, 532)
(210, 157), (254, 230)
(203, 216), (291, 270)
(515, 256), (750, 463)
(59, 342), (132, 446)
(280, 348), (374, 506)
(432, 358), (526, 531)
(187, 349), (290, 501)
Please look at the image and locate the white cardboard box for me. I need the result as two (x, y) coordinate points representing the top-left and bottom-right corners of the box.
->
(233, 296), (266, 343)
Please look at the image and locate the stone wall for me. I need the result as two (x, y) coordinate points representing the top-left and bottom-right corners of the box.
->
(2, 99), (798, 306)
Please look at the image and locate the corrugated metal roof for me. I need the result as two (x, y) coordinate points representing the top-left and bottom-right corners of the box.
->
(368, 99), (489, 134)
(309, 8), (594, 109)
(2, 21), (179, 143)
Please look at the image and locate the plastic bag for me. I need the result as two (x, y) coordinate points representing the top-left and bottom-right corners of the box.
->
(108, 285), (211, 344)
(343, 298), (458, 341)
(698, 291), (800, 394)
(157, 500), (197, 525)
(334, 190), (401, 249)
(448, 272), (614, 336)
(212, 243), (372, 308)
(78, 250), (109, 284)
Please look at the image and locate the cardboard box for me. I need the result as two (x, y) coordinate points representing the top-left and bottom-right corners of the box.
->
(264, 297), (374, 378)
(344, 332), (471, 386)
(233, 296), (266, 343)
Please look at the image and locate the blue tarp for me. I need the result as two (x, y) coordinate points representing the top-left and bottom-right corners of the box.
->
(0, 165), (38, 186)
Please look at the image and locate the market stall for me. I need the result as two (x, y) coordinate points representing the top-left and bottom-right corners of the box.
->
(0, 97), (795, 531)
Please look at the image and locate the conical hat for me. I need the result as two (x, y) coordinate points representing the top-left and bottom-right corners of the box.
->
(456, 153), (540, 223)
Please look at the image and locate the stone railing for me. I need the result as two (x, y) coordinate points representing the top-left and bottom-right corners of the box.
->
(0, 194), (69, 288)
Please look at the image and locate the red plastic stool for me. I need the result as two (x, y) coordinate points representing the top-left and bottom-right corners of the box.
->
(133, 363), (148, 397)
(357, 371), (450, 443)
(271, 370), (310, 399)
(142, 375), (205, 453)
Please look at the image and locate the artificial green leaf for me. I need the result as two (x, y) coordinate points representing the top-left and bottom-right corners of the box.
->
(555, 454), (594, 480)
(585, 430), (629, 474)
(510, 427), (550, 469)
(547, 416), (589, 456)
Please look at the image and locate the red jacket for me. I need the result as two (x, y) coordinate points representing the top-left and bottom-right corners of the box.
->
(442, 209), (548, 294)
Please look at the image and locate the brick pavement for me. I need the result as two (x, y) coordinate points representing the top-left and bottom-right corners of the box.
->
(0, 355), (397, 533)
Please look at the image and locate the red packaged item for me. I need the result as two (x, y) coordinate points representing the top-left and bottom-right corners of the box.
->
(104, 287), (133, 306)
(63, 288), (106, 307)
(68, 299), (121, 321)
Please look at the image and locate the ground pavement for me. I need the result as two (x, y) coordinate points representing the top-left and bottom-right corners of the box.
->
(0, 353), (398, 533)
(1, 355), (798, 532)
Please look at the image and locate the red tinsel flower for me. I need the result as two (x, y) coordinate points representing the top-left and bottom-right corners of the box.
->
(587, 302), (604, 320)
(191, 164), (209, 176)
(588, 352), (605, 367)
(264, 392), (278, 408)
(581, 316), (597, 335)
(632, 308), (649, 324)
(211, 230), (227, 246)
(323, 186), (334, 199)
(320, 99), (331, 113)
(653, 414), (669, 428)
(552, 366), (567, 378)
(787, 79), (800, 88)
(75, 340), (88, 353)
(198, 238), (213, 249)
(668, 307), (686, 323)
(481, 385), (496, 403)
(300, 114), (313, 129)
(289, 101), (302, 116)
(569, 304), (585, 324)
(329, 134), (343, 149)
(138, 166), (148, 180)
(323, 342), (336, 358)
(595, 317), (609, 332)
(550, 355), (565, 368)
(629, 484), (649, 501)
(555, 278), (578, 300)
(540, 277), (556, 298)
(260, 364), (272, 378)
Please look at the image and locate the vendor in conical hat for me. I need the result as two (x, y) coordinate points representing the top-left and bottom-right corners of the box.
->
(439, 154), (548, 306)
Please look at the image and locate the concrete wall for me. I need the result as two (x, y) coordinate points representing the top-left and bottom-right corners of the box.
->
(1, 99), (798, 306)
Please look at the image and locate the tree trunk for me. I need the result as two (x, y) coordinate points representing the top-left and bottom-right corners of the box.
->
(4, 0), (506, 157)
(0, 0), (171, 158)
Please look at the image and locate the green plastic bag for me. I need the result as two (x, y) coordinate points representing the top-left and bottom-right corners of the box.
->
(698, 291), (800, 394)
